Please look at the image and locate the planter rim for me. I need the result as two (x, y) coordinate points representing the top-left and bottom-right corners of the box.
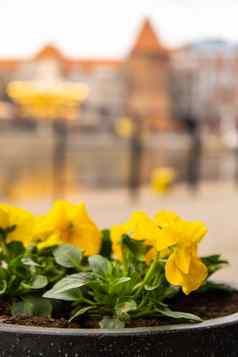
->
(1, 312), (238, 336)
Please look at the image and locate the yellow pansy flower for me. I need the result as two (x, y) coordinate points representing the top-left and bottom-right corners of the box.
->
(111, 211), (161, 260)
(143, 211), (181, 263)
(111, 211), (180, 262)
(156, 219), (208, 294)
(35, 200), (101, 256)
(166, 249), (208, 295)
(0, 204), (34, 246)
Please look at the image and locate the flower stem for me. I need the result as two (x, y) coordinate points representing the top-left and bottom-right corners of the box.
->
(134, 253), (159, 296)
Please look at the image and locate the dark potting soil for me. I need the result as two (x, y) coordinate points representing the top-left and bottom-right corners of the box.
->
(1, 289), (238, 329)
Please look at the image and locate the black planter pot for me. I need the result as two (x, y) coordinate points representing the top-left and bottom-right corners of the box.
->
(0, 312), (238, 357)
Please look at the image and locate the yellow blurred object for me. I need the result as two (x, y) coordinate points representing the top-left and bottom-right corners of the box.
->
(115, 117), (134, 138)
(151, 167), (175, 194)
(7, 80), (89, 121)
(0, 169), (77, 201)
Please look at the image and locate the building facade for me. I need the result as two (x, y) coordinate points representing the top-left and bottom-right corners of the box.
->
(0, 19), (238, 134)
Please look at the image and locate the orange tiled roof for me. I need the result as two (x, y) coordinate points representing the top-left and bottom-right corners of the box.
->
(0, 59), (22, 71)
(0, 18), (170, 72)
(131, 18), (169, 56)
(33, 44), (66, 61)
(0, 48), (121, 73)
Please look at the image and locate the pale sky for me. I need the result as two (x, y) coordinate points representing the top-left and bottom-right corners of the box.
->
(0, 0), (237, 58)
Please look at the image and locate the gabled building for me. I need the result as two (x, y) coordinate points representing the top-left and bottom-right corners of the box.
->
(0, 18), (177, 132)
(124, 18), (174, 130)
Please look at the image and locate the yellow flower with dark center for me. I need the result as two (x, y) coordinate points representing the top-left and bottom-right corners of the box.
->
(35, 200), (101, 256)
(0, 204), (34, 246)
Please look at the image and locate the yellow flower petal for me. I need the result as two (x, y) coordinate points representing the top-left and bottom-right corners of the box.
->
(48, 200), (70, 232)
(0, 204), (34, 246)
(189, 221), (208, 243)
(37, 233), (61, 250)
(165, 252), (184, 286)
(155, 227), (178, 251)
(144, 247), (157, 263)
(154, 211), (180, 227)
(174, 246), (192, 274)
(71, 224), (101, 256)
(111, 224), (125, 260)
(0, 208), (9, 229)
(181, 256), (208, 295)
(71, 202), (96, 226)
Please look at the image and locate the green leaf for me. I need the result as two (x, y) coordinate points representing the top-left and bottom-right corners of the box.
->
(69, 306), (94, 322)
(0, 280), (7, 295)
(100, 229), (112, 258)
(11, 297), (52, 317)
(115, 299), (137, 321)
(21, 256), (40, 267)
(21, 275), (48, 290)
(202, 255), (228, 277)
(145, 282), (160, 291)
(53, 244), (82, 269)
(111, 277), (131, 289)
(11, 300), (32, 316)
(7, 241), (25, 257)
(99, 316), (125, 329)
(9, 256), (27, 277)
(88, 255), (111, 275)
(44, 272), (91, 300)
(157, 307), (202, 322)
(46, 288), (82, 301)
(122, 235), (148, 262)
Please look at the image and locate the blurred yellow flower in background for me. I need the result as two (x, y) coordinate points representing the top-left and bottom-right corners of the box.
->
(0, 204), (34, 246)
(151, 168), (175, 194)
(35, 200), (101, 256)
(115, 117), (134, 138)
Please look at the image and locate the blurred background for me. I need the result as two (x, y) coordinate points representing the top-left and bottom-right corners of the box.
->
(0, 0), (237, 280)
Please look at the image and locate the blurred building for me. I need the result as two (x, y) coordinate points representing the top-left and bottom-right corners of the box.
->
(124, 19), (174, 131)
(172, 40), (238, 134)
(0, 18), (175, 132)
(0, 19), (238, 134)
